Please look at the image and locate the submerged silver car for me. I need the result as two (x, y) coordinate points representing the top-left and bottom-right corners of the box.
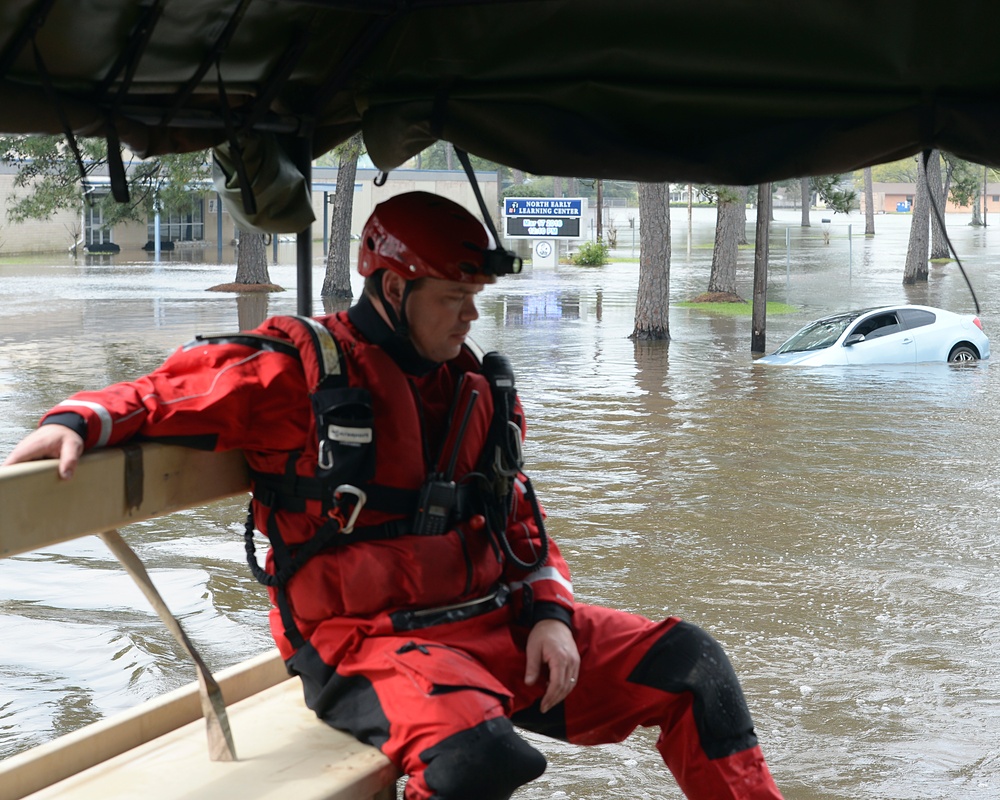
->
(756, 305), (990, 366)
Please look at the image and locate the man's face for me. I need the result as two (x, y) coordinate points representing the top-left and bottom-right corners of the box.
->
(405, 278), (484, 362)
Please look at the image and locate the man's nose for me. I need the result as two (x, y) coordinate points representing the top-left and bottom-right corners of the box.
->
(461, 296), (479, 320)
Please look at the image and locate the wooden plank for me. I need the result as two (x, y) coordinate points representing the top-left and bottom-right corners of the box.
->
(0, 445), (250, 558)
(0, 445), (399, 800)
(14, 680), (398, 800)
(0, 650), (290, 800)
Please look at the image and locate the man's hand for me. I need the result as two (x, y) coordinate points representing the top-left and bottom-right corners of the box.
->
(524, 618), (580, 713)
(2, 424), (84, 480)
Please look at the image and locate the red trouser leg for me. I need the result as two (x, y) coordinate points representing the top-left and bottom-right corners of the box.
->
(295, 604), (782, 800)
(514, 604), (784, 800)
(294, 611), (547, 800)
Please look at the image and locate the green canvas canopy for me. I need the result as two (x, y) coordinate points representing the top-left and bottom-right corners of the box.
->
(3, 0), (999, 185)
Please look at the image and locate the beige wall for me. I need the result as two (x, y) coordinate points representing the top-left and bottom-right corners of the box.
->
(0, 165), (499, 257)
(864, 182), (1000, 214)
(0, 172), (83, 255)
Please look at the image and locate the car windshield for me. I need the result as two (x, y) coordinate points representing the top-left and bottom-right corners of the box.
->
(775, 311), (867, 353)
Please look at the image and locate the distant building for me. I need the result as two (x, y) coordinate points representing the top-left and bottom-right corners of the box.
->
(865, 181), (1000, 214)
(0, 163), (497, 257)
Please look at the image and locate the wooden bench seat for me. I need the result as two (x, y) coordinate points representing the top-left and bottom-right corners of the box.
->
(0, 447), (399, 800)
(11, 665), (398, 800)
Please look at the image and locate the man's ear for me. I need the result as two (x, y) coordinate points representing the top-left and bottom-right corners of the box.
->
(381, 271), (406, 310)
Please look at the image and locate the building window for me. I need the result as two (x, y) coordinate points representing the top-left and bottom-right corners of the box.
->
(85, 202), (111, 245)
(147, 198), (205, 242)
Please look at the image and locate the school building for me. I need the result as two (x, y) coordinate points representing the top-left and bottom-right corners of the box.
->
(0, 163), (499, 257)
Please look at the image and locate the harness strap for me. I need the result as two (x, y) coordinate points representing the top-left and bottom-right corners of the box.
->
(390, 585), (510, 632)
(250, 468), (419, 514)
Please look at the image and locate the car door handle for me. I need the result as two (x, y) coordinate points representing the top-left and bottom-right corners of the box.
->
(901, 337), (913, 344)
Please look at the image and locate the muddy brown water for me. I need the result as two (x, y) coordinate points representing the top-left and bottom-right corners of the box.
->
(2, 209), (999, 798)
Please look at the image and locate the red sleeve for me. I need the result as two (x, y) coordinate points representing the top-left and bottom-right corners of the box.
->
(502, 474), (575, 624)
(40, 330), (312, 454)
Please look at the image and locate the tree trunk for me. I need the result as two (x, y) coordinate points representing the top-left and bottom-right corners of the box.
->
(631, 182), (670, 340)
(708, 186), (743, 297)
(970, 185), (983, 226)
(322, 132), (362, 298)
(903, 156), (930, 285)
(235, 230), (270, 284)
(236, 293), (269, 331)
(736, 186), (748, 245)
(863, 167), (875, 235)
(927, 150), (949, 259)
(800, 177), (811, 227)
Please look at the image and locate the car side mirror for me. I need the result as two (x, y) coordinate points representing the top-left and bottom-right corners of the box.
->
(844, 333), (866, 346)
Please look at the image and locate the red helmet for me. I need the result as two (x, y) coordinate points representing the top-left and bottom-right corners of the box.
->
(359, 191), (519, 283)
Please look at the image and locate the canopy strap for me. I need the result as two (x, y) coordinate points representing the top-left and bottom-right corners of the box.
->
(29, 35), (93, 208)
(160, 0), (254, 130)
(240, 11), (319, 135)
(98, 0), (166, 101)
(0, 0), (58, 82)
(307, 12), (401, 139)
(922, 149), (981, 314)
(98, 528), (237, 762)
(217, 59), (258, 215)
(455, 147), (504, 246)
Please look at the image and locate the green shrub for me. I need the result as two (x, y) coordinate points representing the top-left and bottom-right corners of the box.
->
(572, 240), (609, 265)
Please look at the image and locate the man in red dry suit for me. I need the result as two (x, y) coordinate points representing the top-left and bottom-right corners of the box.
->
(4, 191), (783, 800)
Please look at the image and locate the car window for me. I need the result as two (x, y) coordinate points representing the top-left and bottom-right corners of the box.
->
(775, 312), (862, 353)
(851, 312), (901, 340)
(898, 308), (936, 330)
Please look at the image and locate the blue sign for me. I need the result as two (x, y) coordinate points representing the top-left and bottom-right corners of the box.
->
(505, 198), (582, 217)
(504, 197), (585, 239)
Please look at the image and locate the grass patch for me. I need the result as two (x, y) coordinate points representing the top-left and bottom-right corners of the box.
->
(676, 300), (797, 316)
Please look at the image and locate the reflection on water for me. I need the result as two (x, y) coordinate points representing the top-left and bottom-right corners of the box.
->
(2, 211), (1000, 798)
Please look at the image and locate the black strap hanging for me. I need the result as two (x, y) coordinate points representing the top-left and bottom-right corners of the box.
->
(454, 147), (522, 276)
(30, 35), (92, 207)
(921, 149), (981, 314)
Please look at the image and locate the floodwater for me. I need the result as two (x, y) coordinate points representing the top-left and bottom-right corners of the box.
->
(2, 208), (1000, 799)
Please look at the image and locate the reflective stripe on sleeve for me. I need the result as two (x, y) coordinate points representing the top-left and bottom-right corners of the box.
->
(57, 400), (114, 447)
(510, 566), (573, 597)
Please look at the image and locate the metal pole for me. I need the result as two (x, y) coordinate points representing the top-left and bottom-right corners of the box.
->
(154, 196), (161, 263)
(785, 226), (790, 291)
(848, 223), (853, 277)
(293, 138), (313, 317)
(216, 193), (223, 263)
(323, 191), (329, 257)
(687, 183), (693, 255)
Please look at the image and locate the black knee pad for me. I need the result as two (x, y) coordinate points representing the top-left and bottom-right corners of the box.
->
(420, 717), (547, 800)
(628, 620), (758, 758)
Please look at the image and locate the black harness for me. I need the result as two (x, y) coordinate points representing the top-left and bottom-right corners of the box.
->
(240, 314), (547, 647)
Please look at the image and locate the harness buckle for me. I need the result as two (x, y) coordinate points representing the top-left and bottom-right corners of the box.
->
(317, 439), (335, 471)
(494, 419), (524, 477)
(333, 484), (367, 534)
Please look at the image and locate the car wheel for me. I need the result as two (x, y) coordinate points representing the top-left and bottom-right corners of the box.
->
(948, 344), (979, 362)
